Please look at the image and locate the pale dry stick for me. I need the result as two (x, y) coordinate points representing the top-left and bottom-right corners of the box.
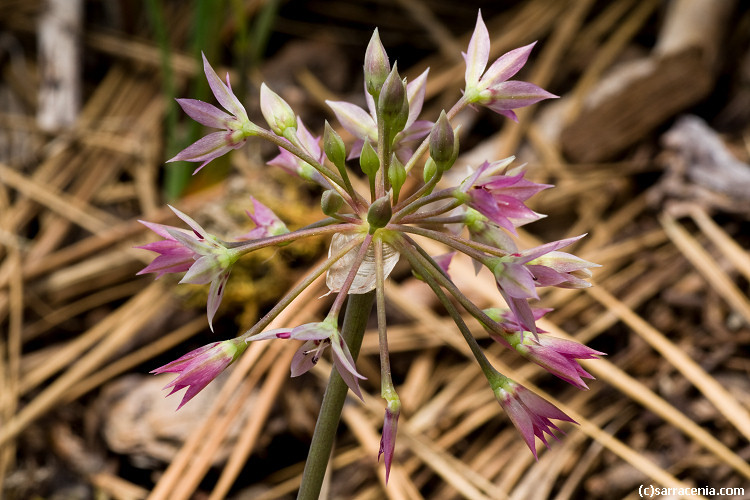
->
(571, 0), (638, 56)
(553, 407), (637, 500)
(587, 283), (750, 444)
(0, 282), (168, 448)
(689, 206), (750, 282)
(0, 162), (115, 234)
(253, 447), (366, 500)
(397, 421), (509, 500)
(148, 277), (328, 500)
(0, 187), (22, 487)
(341, 402), (419, 500)
(20, 286), (135, 394)
(565, 0), (662, 121)
(23, 280), (143, 341)
(89, 472), (149, 500)
(62, 316), (207, 404)
(207, 343), (297, 500)
(6, 187), (220, 288)
(496, 0), (597, 159)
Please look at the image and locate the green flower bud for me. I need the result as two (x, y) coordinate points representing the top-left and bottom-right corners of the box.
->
(323, 121), (346, 169)
(388, 153), (406, 202)
(423, 157), (438, 184)
(259, 83), (297, 137)
(429, 110), (455, 170)
(364, 28), (390, 98)
(367, 193), (392, 231)
(360, 139), (380, 180)
(321, 190), (344, 216)
(378, 64), (408, 134)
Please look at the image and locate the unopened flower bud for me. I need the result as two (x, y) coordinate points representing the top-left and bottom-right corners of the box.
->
(323, 121), (346, 168)
(367, 193), (392, 231)
(378, 64), (408, 133)
(321, 190), (344, 216)
(260, 83), (297, 136)
(429, 110), (455, 170)
(423, 157), (438, 184)
(360, 139), (380, 180)
(364, 28), (390, 98)
(388, 153), (406, 201)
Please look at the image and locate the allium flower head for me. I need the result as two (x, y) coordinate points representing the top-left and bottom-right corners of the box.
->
(463, 10), (557, 121)
(169, 53), (261, 173)
(152, 338), (244, 409)
(492, 378), (576, 458)
(145, 14), (604, 487)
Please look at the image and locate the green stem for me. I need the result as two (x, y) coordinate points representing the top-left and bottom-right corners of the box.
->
(395, 237), (499, 381)
(297, 291), (375, 500)
(226, 223), (356, 255)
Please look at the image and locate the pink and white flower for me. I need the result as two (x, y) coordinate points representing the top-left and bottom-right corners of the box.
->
(169, 53), (260, 173)
(152, 339), (244, 409)
(463, 11), (557, 121)
(493, 379), (575, 458)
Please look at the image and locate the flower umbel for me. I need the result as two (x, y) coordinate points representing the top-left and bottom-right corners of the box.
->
(141, 12), (603, 493)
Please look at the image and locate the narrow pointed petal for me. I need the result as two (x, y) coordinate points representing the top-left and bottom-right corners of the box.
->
(167, 131), (236, 172)
(202, 53), (248, 121)
(464, 10), (490, 87)
(175, 98), (234, 129)
(486, 81), (558, 110)
(481, 42), (536, 85)
(168, 205), (210, 240)
(332, 354), (364, 401)
(405, 68), (429, 128)
(206, 270), (230, 331)
(290, 340), (326, 376)
(180, 255), (221, 285)
(326, 100), (377, 141)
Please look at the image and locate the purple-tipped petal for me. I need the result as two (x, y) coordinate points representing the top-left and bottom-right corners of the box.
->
(167, 131), (238, 173)
(495, 381), (575, 458)
(152, 339), (242, 410)
(202, 53), (248, 121)
(485, 81), (558, 111)
(481, 41), (536, 85)
(379, 400), (400, 483)
(464, 10), (490, 87)
(176, 98), (234, 129)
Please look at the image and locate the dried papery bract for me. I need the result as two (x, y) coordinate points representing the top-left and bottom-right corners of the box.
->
(136, 11), (601, 496)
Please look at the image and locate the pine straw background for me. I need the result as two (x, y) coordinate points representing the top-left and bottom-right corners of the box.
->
(1, 1), (750, 499)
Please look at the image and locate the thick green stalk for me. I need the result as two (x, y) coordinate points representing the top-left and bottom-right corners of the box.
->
(297, 291), (375, 500)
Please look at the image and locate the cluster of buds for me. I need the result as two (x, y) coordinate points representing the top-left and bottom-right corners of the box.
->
(138, 11), (602, 481)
